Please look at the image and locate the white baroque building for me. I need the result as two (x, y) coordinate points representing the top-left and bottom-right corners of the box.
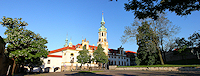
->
(42, 13), (134, 72)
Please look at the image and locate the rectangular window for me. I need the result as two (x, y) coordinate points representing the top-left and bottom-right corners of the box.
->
(47, 60), (50, 64)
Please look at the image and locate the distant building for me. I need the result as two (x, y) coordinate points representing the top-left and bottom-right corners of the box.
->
(108, 46), (136, 66)
(165, 47), (200, 63)
(125, 51), (137, 65)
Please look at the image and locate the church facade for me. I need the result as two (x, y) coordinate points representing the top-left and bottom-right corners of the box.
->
(42, 13), (134, 72)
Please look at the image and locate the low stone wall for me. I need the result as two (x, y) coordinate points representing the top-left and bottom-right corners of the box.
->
(109, 65), (117, 70)
(112, 67), (200, 71)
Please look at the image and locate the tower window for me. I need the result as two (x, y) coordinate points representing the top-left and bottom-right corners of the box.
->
(104, 39), (107, 42)
(84, 45), (86, 48)
(99, 39), (101, 42)
(102, 32), (103, 36)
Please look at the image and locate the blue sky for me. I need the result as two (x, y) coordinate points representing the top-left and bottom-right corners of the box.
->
(0, 0), (199, 52)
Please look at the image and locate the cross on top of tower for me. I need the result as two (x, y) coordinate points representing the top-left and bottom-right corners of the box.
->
(101, 11), (105, 26)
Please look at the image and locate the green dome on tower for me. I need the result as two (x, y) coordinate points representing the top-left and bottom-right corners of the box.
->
(99, 25), (107, 32)
(99, 12), (107, 32)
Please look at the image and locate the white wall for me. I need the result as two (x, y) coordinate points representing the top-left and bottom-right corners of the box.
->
(43, 57), (62, 72)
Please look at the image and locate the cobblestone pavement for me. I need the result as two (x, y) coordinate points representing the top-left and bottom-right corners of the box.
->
(24, 70), (200, 76)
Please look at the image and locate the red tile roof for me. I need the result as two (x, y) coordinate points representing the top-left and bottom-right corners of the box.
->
(125, 51), (137, 54)
(89, 45), (97, 50)
(49, 44), (98, 54)
(47, 55), (62, 58)
(49, 45), (76, 54)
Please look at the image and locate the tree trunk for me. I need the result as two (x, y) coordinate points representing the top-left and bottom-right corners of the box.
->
(163, 51), (166, 62)
(157, 47), (164, 65)
(11, 60), (16, 75)
(152, 35), (164, 65)
(161, 38), (166, 63)
(98, 62), (101, 69)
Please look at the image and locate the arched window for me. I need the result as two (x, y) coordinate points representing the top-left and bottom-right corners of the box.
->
(71, 53), (74, 56)
(70, 57), (74, 63)
(111, 61), (113, 65)
(102, 32), (103, 36)
(47, 60), (50, 64)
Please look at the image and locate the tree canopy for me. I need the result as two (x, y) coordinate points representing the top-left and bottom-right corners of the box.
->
(121, 13), (180, 65)
(93, 44), (108, 64)
(175, 32), (200, 53)
(112, 0), (200, 20)
(135, 21), (161, 65)
(77, 46), (90, 65)
(0, 16), (48, 73)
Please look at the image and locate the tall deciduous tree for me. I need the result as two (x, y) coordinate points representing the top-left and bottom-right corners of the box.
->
(77, 46), (90, 67)
(111, 0), (200, 20)
(151, 13), (179, 62)
(189, 32), (200, 59)
(175, 32), (200, 60)
(122, 13), (179, 65)
(136, 21), (160, 65)
(188, 32), (200, 47)
(93, 44), (108, 67)
(0, 17), (48, 74)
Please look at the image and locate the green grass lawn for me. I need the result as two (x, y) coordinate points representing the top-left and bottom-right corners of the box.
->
(117, 64), (200, 67)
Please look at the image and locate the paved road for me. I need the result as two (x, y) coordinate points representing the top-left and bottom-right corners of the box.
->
(24, 70), (200, 76)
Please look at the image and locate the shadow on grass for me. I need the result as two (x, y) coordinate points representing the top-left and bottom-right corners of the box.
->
(65, 71), (137, 76)
(64, 72), (112, 76)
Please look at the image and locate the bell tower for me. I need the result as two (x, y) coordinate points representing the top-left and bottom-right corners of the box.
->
(97, 12), (108, 55)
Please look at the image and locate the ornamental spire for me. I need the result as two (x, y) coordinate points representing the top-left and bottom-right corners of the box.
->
(64, 33), (68, 47)
(99, 11), (107, 32)
(101, 11), (105, 26)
